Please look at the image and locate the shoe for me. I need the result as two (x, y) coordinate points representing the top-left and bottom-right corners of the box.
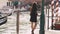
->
(31, 30), (34, 34)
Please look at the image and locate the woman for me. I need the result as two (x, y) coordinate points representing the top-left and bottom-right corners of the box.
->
(30, 2), (37, 34)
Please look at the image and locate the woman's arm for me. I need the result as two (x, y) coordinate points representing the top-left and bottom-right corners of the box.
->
(30, 7), (32, 12)
(30, 7), (32, 15)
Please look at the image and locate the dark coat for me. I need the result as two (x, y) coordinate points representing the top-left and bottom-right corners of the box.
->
(30, 3), (37, 22)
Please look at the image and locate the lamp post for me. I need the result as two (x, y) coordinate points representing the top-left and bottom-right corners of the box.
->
(40, 0), (45, 34)
(47, 5), (50, 29)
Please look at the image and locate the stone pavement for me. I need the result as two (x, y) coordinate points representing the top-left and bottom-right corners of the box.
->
(0, 12), (40, 34)
(0, 12), (60, 34)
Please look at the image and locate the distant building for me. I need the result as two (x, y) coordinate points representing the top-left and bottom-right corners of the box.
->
(0, 0), (8, 9)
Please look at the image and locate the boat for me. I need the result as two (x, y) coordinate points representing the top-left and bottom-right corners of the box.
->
(0, 12), (7, 26)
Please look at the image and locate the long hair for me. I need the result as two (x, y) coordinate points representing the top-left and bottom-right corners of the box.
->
(31, 3), (37, 15)
(32, 3), (37, 11)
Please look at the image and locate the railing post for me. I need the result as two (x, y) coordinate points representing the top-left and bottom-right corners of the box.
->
(47, 5), (50, 29)
(16, 10), (19, 34)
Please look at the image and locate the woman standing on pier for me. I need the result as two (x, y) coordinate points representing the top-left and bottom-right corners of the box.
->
(30, 2), (38, 34)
